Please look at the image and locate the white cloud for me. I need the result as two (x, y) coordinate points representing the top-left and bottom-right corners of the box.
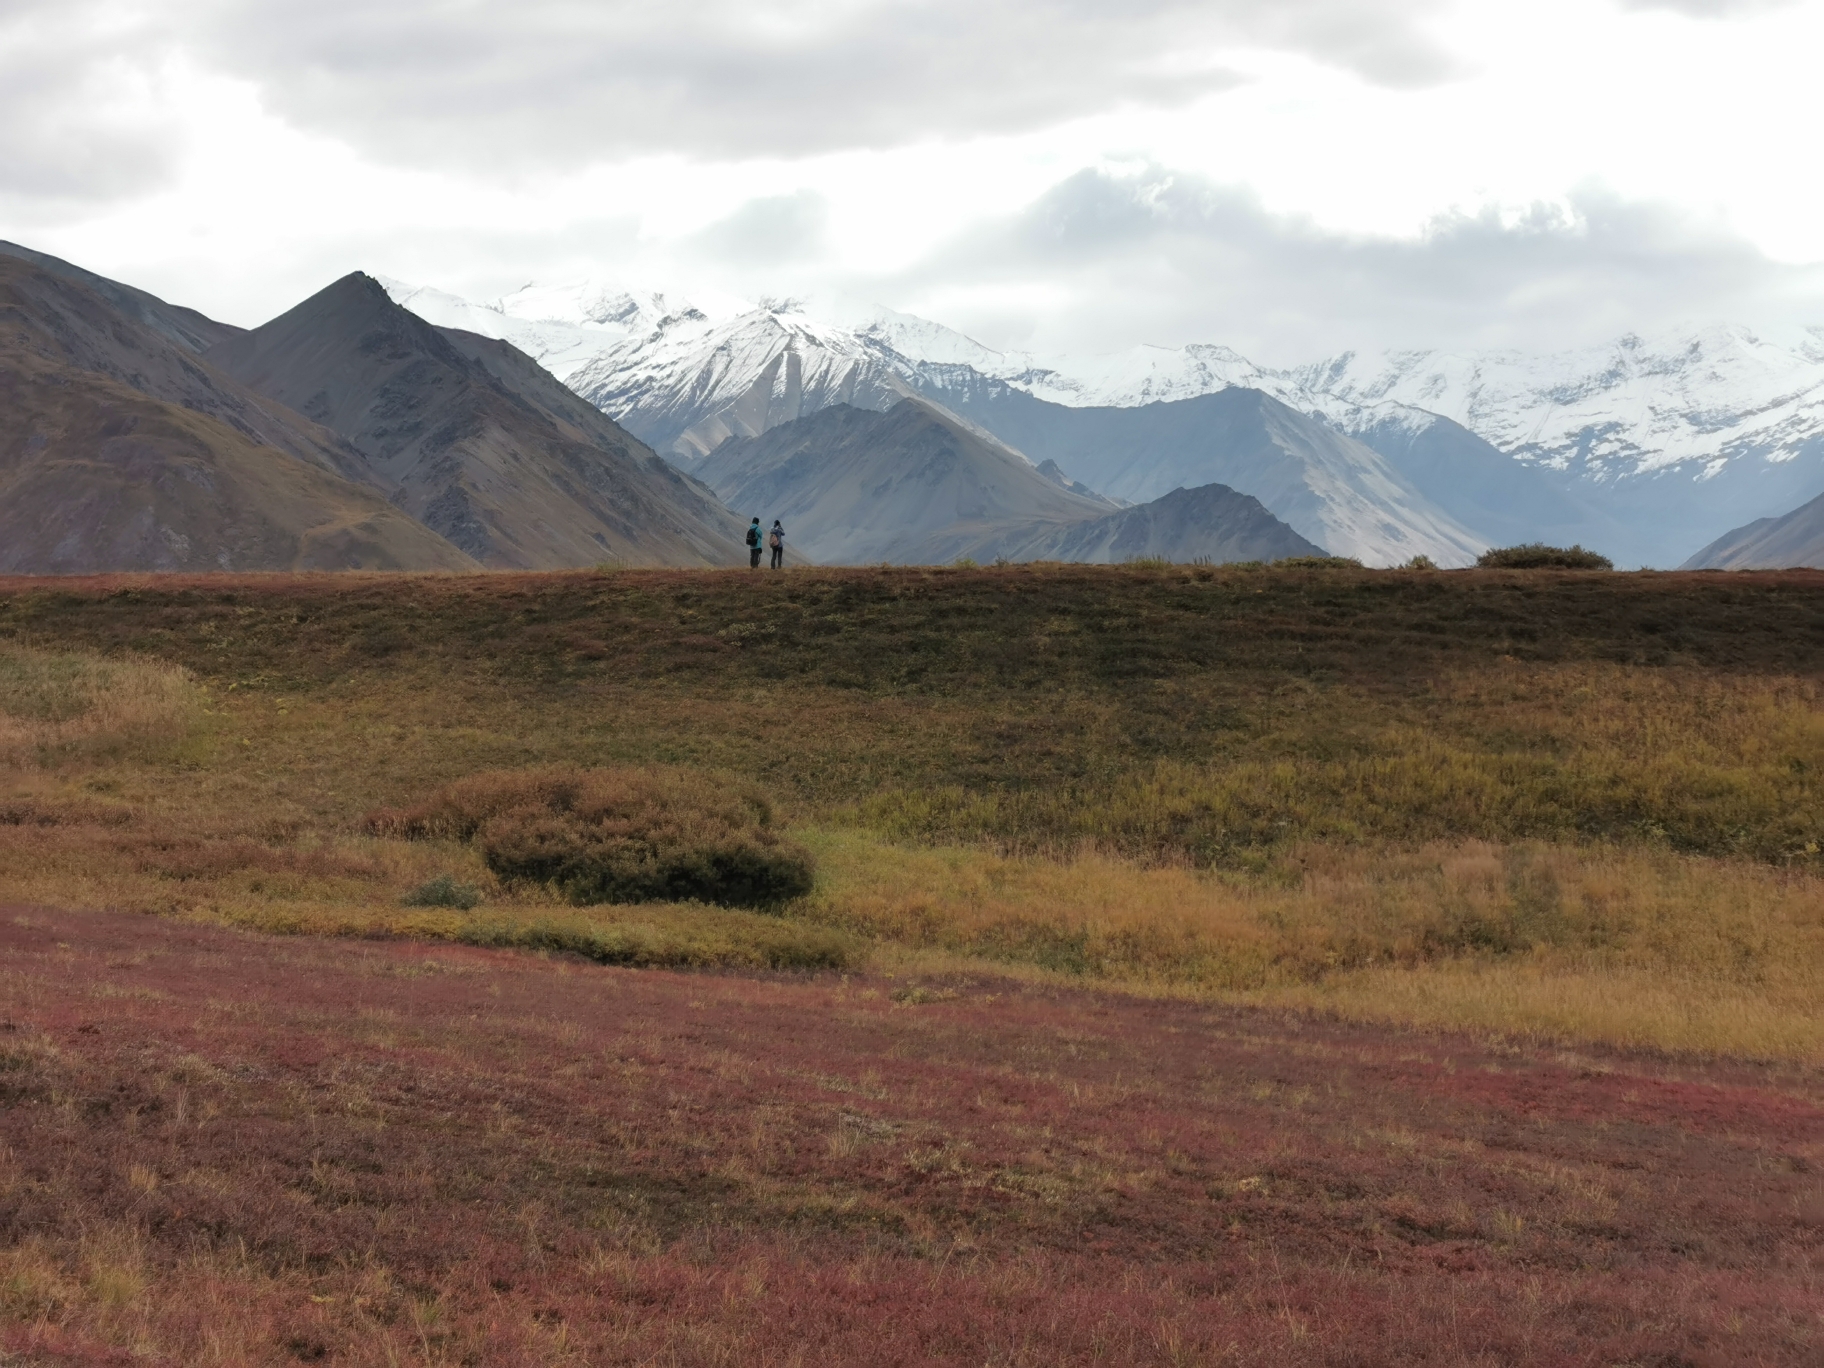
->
(873, 167), (1824, 360)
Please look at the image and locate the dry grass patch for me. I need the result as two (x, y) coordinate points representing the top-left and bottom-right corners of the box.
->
(0, 644), (203, 765)
(858, 663), (1824, 865)
(803, 830), (1824, 1058)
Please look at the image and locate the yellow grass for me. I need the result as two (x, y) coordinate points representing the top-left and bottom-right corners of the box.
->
(802, 830), (1824, 1059)
(3, 597), (1821, 1061)
(0, 644), (203, 765)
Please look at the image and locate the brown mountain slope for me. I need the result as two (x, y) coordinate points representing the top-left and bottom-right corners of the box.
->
(1681, 488), (1824, 569)
(0, 254), (376, 487)
(0, 350), (477, 573)
(0, 239), (242, 354)
(205, 274), (751, 568)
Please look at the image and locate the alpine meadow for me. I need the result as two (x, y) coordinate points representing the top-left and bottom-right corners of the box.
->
(1, 562), (1821, 1364)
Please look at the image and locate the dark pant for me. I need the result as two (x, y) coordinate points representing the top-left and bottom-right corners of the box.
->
(750, 547), (762, 568)
(770, 545), (783, 569)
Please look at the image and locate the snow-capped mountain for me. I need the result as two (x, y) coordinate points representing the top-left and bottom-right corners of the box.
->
(382, 277), (1824, 566)
(381, 278), (1493, 565)
(1296, 328), (1824, 479)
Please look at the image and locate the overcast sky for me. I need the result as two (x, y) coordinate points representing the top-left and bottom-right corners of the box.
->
(3, 0), (1820, 361)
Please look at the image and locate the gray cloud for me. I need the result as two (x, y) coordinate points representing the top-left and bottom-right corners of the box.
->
(876, 166), (1824, 360)
(688, 192), (831, 268)
(0, 1), (184, 217)
(179, 0), (1452, 172)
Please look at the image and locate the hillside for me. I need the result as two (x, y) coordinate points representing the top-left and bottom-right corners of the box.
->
(0, 252), (377, 488)
(3, 563), (1820, 1360)
(0, 239), (243, 354)
(0, 350), (477, 573)
(0, 255), (477, 573)
(205, 274), (754, 568)
(1683, 487), (1824, 569)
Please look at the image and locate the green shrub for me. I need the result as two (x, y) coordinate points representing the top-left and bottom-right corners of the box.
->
(402, 874), (481, 910)
(1477, 543), (1613, 570)
(1274, 556), (1364, 569)
(1402, 554), (1438, 570)
(369, 766), (816, 909)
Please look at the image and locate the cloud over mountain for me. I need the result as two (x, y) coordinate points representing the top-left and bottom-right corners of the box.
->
(886, 166), (1824, 360)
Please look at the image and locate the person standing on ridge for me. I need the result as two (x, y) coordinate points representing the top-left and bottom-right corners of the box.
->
(768, 519), (785, 570)
(746, 517), (763, 569)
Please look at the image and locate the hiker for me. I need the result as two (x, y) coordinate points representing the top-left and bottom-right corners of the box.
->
(745, 517), (763, 569)
(768, 519), (785, 570)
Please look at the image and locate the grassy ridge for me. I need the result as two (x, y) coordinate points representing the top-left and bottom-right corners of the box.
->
(1, 565), (1821, 1056)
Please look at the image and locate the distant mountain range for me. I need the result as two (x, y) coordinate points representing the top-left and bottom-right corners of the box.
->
(7, 237), (1821, 575)
(388, 278), (1824, 568)
(0, 242), (1337, 574)
(694, 398), (1320, 565)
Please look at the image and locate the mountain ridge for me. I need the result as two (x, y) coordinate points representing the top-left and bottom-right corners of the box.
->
(206, 273), (754, 569)
(0, 256), (477, 573)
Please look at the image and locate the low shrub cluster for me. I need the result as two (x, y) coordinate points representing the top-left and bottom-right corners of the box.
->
(369, 765), (817, 909)
(1477, 543), (1614, 569)
(1273, 555), (1364, 569)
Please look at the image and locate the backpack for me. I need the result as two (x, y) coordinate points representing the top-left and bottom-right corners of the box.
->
(769, 529), (782, 549)
(746, 525), (760, 548)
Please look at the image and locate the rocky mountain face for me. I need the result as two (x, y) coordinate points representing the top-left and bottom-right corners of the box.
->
(1682, 489), (1824, 569)
(384, 279), (1824, 568)
(0, 240), (242, 354)
(0, 253), (476, 574)
(205, 274), (753, 569)
(689, 398), (1318, 566)
(1294, 330), (1824, 567)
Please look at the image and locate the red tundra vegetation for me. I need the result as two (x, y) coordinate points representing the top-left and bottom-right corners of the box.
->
(2, 906), (1819, 1366)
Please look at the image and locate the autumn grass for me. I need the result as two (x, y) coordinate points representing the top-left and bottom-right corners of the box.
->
(856, 662), (1824, 863)
(802, 830), (1824, 1058)
(1, 566), (1820, 1059)
(0, 642), (203, 765)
